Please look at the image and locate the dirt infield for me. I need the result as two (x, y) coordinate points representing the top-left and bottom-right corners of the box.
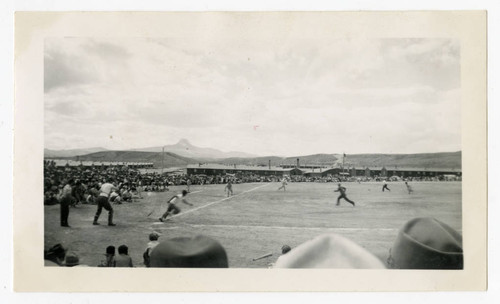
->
(44, 181), (462, 268)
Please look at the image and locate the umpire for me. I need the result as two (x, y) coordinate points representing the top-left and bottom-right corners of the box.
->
(93, 179), (117, 226)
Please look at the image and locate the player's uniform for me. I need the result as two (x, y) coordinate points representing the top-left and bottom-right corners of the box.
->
(405, 182), (413, 194)
(335, 184), (355, 206)
(93, 182), (116, 226)
(159, 192), (192, 222)
(278, 179), (287, 191)
(382, 182), (391, 192)
(225, 182), (233, 197)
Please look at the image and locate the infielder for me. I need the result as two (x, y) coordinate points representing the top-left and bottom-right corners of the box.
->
(277, 178), (288, 192)
(225, 180), (233, 197)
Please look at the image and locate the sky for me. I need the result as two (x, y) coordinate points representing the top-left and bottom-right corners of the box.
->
(44, 36), (460, 157)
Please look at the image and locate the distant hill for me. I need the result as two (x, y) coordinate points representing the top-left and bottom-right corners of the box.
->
(44, 147), (108, 158)
(70, 150), (197, 168)
(217, 154), (339, 167)
(213, 152), (461, 169)
(133, 139), (258, 159)
(338, 152), (462, 168)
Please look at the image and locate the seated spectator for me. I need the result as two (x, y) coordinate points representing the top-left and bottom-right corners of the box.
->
(143, 232), (160, 267)
(150, 235), (228, 268)
(387, 217), (463, 269)
(44, 243), (67, 266)
(109, 191), (121, 204)
(98, 245), (116, 267)
(121, 188), (132, 202)
(115, 245), (133, 267)
(273, 234), (385, 269)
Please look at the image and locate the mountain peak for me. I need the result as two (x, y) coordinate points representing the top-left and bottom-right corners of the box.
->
(177, 138), (191, 146)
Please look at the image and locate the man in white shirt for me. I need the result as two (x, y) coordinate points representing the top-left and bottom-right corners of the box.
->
(93, 179), (117, 226)
(158, 190), (193, 222)
(59, 179), (75, 227)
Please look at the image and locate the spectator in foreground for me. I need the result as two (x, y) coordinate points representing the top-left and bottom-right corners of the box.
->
(98, 245), (116, 267)
(143, 232), (160, 267)
(150, 235), (228, 268)
(115, 245), (133, 267)
(273, 234), (385, 269)
(63, 252), (88, 267)
(387, 217), (463, 269)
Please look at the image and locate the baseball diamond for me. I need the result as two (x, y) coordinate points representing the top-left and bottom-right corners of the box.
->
(44, 181), (461, 268)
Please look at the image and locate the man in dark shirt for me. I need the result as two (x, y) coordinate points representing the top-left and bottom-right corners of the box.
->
(334, 183), (355, 207)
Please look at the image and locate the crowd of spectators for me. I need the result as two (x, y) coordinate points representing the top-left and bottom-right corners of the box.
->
(44, 160), (460, 206)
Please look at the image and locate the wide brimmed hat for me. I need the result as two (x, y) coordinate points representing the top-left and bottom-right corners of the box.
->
(64, 252), (80, 267)
(274, 234), (385, 269)
(150, 235), (228, 268)
(389, 217), (463, 269)
(46, 243), (67, 258)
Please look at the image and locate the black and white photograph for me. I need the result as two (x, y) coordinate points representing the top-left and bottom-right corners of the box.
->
(12, 11), (487, 292)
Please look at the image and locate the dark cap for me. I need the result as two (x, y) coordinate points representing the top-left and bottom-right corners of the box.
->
(150, 235), (228, 268)
(389, 217), (463, 269)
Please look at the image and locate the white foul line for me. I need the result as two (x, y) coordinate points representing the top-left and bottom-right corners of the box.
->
(185, 224), (399, 232)
(167, 183), (271, 220)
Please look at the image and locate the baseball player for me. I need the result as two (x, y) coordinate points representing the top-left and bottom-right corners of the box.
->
(334, 183), (355, 207)
(159, 190), (193, 222)
(405, 181), (414, 194)
(277, 178), (288, 191)
(382, 180), (391, 192)
(224, 180), (233, 197)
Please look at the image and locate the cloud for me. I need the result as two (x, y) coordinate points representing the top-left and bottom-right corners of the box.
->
(44, 37), (461, 155)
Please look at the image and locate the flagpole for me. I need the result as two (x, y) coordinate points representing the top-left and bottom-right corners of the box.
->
(342, 153), (346, 179)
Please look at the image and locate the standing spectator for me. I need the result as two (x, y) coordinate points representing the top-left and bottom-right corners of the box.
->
(59, 179), (75, 227)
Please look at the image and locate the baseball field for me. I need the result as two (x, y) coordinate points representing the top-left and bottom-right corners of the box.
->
(44, 181), (462, 268)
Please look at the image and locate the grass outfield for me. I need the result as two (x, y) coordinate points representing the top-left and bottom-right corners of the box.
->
(44, 181), (462, 268)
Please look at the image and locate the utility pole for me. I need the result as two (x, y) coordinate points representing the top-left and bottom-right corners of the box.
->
(342, 153), (346, 179)
(161, 146), (164, 174)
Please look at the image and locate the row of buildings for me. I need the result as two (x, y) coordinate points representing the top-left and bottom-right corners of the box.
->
(186, 159), (461, 178)
(47, 159), (461, 178)
(45, 159), (154, 169)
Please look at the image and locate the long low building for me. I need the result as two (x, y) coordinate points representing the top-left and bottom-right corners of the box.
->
(304, 166), (461, 178)
(187, 163), (461, 178)
(45, 159), (154, 169)
(187, 163), (303, 177)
